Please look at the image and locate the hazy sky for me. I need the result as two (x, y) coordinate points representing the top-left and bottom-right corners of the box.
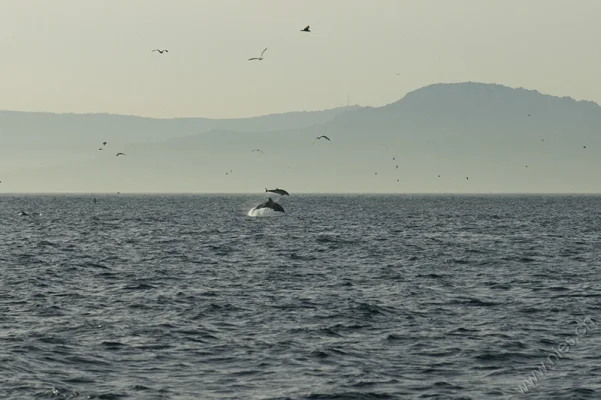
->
(1, 0), (601, 119)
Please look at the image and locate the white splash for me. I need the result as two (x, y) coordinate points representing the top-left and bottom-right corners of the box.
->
(247, 207), (284, 217)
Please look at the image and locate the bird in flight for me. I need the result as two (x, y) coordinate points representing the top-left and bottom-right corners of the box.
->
(252, 149), (264, 154)
(152, 49), (168, 54)
(102, 141), (107, 146)
(301, 25), (311, 32)
(248, 48), (267, 61)
(116, 153), (125, 156)
(312, 135), (331, 144)
(583, 146), (587, 149)
(98, 148), (103, 151)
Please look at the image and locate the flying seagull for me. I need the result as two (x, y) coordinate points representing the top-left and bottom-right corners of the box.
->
(312, 135), (331, 144)
(252, 149), (264, 154)
(102, 142), (107, 146)
(116, 153), (125, 156)
(248, 48), (267, 61)
(301, 25), (311, 32)
(152, 49), (168, 54)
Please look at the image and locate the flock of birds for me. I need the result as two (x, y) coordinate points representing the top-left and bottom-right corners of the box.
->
(7, 23), (595, 216)
(97, 141), (125, 157)
(108, 31), (327, 215)
(88, 27), (325, 215)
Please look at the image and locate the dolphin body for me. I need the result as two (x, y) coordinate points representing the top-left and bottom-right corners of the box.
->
(265, 188), (289, 196)
(254, 197), (285, 213)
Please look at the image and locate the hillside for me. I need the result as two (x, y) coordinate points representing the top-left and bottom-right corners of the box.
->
(1, 82), (600, 193)
(0, 106), (360, 170)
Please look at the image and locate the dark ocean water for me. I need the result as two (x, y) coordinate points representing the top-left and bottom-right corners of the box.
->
(1, 194), (600, 400)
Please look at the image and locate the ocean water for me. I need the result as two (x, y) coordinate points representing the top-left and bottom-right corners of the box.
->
(1, 194), (600, 400)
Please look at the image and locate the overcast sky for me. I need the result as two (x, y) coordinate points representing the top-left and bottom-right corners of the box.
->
(1, 0), (600, 118)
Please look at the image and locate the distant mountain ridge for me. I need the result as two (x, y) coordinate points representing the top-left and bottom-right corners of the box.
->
(1, 82), (600, 193)
(0, 105), (361, 170)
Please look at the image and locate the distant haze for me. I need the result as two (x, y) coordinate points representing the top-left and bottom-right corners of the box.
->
(1, 0), (601, 118)
(1, 82), (601, 193)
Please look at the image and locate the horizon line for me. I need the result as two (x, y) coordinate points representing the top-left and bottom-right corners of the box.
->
(1, 192), (601, 196)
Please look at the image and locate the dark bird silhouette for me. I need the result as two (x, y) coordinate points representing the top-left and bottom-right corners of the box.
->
(438, 175), (441, 178)
(396, 165), (398, 169)
(312, 135), (331, 144)
(301, 25), (311, 32)
(248, 48), (267, 61)
(116, 153), (125, 156)
(583, 146), (587, 149)
(466, 177), (469, 180)
(252, 149), (264, 154)
(102, 142), (107, 146)
(152, 49), (168, 54)
(393, 157), (395, 160)
(254, 198), (285, 213)
(98, 148), (103, 151)
(528, 114), (531, 117)
(265, 188), (289, 196)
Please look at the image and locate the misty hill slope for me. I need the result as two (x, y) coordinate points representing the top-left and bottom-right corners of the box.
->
(0, 106), (360, 170)
(2, 82), (601, 193)
(327, 82), (601, 143)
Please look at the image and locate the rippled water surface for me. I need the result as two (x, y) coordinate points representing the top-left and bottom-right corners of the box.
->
(1, 194), (600, 399)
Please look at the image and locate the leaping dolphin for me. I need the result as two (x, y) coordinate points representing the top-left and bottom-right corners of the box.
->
(265, 188), (289, 196)
(254, 198), (285, 213)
